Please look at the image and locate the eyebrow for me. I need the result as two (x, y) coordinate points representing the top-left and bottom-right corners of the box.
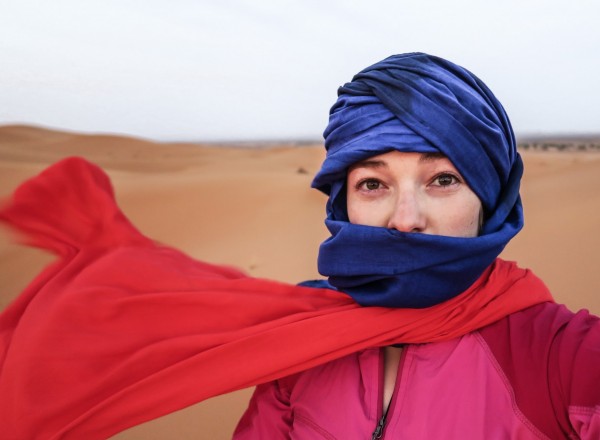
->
(419, 152), (447, 162)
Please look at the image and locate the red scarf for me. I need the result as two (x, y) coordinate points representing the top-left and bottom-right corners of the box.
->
(0, 158), (553, 439)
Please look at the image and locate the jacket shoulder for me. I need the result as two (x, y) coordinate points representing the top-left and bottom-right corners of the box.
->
(479, 302), (600, 438)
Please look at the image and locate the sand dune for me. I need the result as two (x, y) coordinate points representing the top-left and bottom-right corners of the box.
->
(1, 125), (599, 439)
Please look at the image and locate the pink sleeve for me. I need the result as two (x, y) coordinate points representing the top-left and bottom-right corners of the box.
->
(233, 380), (293, 439)
(480, 303), (600, 439)
(569, 406), (600, 439)
(553, 309), (600, 439)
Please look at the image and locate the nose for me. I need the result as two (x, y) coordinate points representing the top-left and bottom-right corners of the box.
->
(386, 189), (426, 233)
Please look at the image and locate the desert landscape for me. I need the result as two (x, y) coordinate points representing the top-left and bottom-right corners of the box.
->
(1, 124), (599, 438)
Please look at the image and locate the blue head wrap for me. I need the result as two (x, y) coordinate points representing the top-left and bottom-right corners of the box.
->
(308, 52), (523, 308)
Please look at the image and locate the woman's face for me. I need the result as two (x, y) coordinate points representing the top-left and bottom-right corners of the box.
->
(346, 151), (482, 237)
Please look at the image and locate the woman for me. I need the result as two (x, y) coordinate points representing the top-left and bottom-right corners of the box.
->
(234, 53), (600, 438)
(0, 53), (597, 439)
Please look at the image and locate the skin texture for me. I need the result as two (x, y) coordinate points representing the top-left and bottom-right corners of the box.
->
(346, 151), (482, 238)
(346, 150), (483, 412)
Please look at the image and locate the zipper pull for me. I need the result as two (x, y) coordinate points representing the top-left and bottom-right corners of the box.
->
(371, 415), (386, 440)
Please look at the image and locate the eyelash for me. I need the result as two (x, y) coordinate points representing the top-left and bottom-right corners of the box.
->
(355, 178), (384, 191)
(354, 173), (461, 191)
(431, 173), (461, 187)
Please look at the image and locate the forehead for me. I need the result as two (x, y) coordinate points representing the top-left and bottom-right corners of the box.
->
(348, 151), (453, 172)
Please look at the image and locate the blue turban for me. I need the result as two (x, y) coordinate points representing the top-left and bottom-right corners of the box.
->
(305, 52), (524, 308)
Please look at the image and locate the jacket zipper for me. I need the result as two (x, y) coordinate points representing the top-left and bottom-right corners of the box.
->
(370, 345), (407, 440)
(371, 405), (390, 439)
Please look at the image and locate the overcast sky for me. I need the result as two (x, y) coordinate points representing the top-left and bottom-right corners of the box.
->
(1, 0), (598, 141)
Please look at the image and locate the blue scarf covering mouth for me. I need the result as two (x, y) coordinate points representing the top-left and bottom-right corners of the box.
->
(308, 52), (524, 308)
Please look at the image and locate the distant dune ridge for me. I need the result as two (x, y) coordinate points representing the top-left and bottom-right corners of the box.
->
(1, 124), (599, 439)
(518, 135), (600, 152)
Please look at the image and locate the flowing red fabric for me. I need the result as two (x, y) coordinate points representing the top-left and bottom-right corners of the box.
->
(0, 158), (553, 439)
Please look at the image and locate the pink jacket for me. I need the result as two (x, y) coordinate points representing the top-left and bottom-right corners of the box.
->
(234, 302), (600, 439)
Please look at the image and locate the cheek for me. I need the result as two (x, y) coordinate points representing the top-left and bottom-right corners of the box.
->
(347, 200), (374, 226)
(442, 196), (482, 237)
(347, 196), (390, 227)
(346, 193), (360, 224)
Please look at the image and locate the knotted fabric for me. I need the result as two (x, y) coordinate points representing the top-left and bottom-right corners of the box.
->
(312, 52), (524, 307)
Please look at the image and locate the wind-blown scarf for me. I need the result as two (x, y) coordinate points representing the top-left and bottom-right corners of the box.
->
(313, 52), (523, 307)
(0, 158), (551, 439)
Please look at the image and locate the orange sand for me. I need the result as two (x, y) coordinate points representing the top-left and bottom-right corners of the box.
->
(1, 125), (599, 439)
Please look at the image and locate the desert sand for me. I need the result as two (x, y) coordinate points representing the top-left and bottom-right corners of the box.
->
(1, 125), (599, 439)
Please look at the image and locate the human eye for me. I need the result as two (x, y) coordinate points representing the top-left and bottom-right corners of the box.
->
(356, 178), (384, 191)
(431, 173), (460, 187)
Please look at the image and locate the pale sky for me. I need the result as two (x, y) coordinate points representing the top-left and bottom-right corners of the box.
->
(1, 0), (598, 141)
